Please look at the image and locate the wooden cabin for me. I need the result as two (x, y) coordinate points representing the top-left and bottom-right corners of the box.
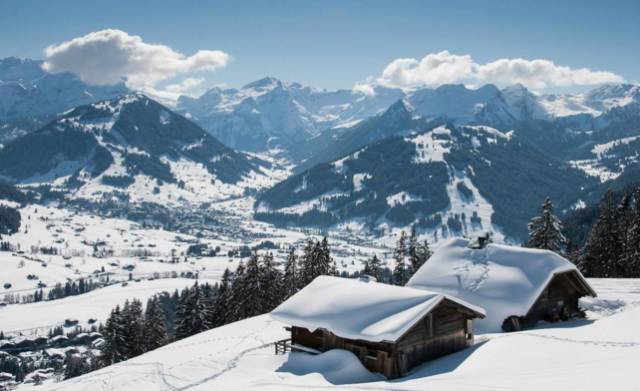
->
(505, 269), (596, 331)
(270, 275), (485, 379)
(407, 238), (597, 333)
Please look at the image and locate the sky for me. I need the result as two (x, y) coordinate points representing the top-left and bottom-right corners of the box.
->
(1, 0), (638, 98)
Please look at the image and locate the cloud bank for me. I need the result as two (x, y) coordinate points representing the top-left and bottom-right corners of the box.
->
(376, 51), (624, 90)
(42, 29), (230, 93)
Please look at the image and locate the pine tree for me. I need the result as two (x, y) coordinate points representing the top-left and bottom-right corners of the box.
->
(299, 239), (317, 286)
(227, 261), (246, 322)
(121, 299), (144, 358)
(192, 282), (213, 333)
(362, 254), (383, 282)
(624, 188), (640, 277)
(392, 231), (409, 285)
(212, 268), (232, 327)
(283, 247), (299, 298)
(414, 239), (432, 272)
(174, 282), (212, 340)
(64, 355), (89, 380)
(408, 226), (418, 273)
(407, 226), (431, 274)
(318, 237), (336, 277)
(526, 197), (568, 255)
(239, 252), (263, 317)
(260, 252), (283, 312)
(300, 237), (336, 286)
(143, 296), (167, 351)
(578, 190), (621, 277)
(173, 286), (194, 340)
(101, 306), (128, 364)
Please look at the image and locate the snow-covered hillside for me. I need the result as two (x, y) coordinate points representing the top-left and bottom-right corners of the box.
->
(256, 123), (593, 242)
(32, 278), (640, 391)
(0, 94), (286, 208)
(570, 135), (640, 182)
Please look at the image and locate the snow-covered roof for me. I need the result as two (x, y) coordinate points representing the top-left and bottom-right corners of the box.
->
(407, 238), (596, 333)
(270, 275), (485, 343)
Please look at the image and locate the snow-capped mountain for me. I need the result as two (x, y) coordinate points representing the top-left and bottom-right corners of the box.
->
(293, 99), (431, 171)
(255, 124), (595, 241)
(175, 77), (405, 151)
(0, 94), (279, 207)
(0, 57), (128, 143)
(176, 74), (640, 155)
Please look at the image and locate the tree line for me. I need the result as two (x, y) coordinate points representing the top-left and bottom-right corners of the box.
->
(525, 188), (640, 278)
(98, 237), (337, 368)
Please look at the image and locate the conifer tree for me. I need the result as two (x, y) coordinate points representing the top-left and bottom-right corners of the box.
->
(318, 237), (336, 277)
(174, 286), (195, 340)
(238, 252), (263, 318)
(227, 261), (246, 322)
(212, 268), (232, 327)
(392, 231), (409, 285)
(121, 299), (144, 358)
(414, 239), (432, 272)
(101, 305), (127, 364)
(526, 197), (568, 255)
(260, 252), (283, 311)
(143, 296), (167, 352)
(578, 190), (620, 277)
(408, 226), (418, 272)
(362, 254), (383, 282)
(191, 282), (213, 333)
(283, 247), (299, 298)
(622, 188), (640, 277)
(299, 239), (317, 286)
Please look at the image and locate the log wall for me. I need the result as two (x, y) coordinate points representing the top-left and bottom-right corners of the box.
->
(290, 299), (477, 379)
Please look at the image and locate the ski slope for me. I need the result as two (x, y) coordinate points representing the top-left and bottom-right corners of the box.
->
(28, 278), (640, 391)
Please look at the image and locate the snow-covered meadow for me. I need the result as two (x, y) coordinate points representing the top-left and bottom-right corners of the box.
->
(29, 278), (640, 391)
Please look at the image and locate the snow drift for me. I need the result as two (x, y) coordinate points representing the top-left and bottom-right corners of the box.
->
(277, 349), (385, 384)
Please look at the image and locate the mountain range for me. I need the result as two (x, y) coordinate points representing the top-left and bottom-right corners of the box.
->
(1, 56), (639, 242)
(255, 123), (597, 240)
(0, 57), (128, 144)
(0, 94), (273, 211)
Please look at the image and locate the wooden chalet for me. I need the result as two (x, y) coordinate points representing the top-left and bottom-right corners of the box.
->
(407, 237), (598, 333)
(508, 269), (596, 331)
(270, 275), (485, 379)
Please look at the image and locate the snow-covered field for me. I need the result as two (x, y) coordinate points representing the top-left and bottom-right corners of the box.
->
(1, 278), (214, 336)
(30, 278), (640, 391)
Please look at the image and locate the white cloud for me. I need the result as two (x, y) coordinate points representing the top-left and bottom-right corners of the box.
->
(352, 81), (376, 96)
(374, 50), (624, 91)
(42, 29), (230, 90)
(164, 77), (205, 94)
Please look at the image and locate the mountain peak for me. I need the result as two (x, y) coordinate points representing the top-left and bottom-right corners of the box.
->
(382, 98), (413, 119)
(242, 76), (283, 90)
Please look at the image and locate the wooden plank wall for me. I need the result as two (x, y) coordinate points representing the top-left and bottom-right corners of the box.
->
(289, 300), (476, 379)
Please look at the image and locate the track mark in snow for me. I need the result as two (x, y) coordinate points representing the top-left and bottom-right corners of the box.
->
(454, 249), (490, 292)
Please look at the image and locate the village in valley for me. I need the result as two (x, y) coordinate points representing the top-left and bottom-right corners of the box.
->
(1, 1), (640, 390)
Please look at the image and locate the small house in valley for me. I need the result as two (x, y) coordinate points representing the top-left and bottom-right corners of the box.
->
(270, 275), (485, 379)
(407, 238), (597, 333)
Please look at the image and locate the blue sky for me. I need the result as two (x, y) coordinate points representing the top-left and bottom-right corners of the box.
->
(1, 0), (638, 94)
